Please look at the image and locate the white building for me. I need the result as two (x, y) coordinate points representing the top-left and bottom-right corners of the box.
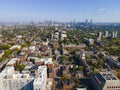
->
(0, 66), (34, 90)
(16, 35), (22, 39)
(1, 77), (34, 90)
(91, 71), (120, 90)
(0, 65), (48, 90)
(60, 31), (67, 40)
(35, 58), (53, 65)
(10, 45), (21, 50)
(0, 66), (14, 80)
(6, 58), (20, 66)
(54, 32), (59, 40)
(84, 38), (94, 45)
(111, 31), (117, 38)
(104, 31), (109, 38)
(33, 66), (47, 90)
(76, 88), (87, 90)
(115, 31), (118, 38)
(61, 31), (67, 38)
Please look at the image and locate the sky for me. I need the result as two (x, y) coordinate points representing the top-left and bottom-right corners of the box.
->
(0, 0), (120, 22)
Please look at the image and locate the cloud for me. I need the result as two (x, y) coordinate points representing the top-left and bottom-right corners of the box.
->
(98, 8), (120, 14)
(114, 11), (120, 14)
(98, 8), (106, 11)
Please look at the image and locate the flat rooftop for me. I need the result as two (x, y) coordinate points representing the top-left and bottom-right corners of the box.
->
(7, 58), (19, 65)
(100, 72), (118, 80)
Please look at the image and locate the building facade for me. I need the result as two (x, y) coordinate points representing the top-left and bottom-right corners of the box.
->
(91, 72), (120, 90)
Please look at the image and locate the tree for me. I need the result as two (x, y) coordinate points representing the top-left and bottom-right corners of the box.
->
(61, 55), (68, 61)
(0, 49), (13, 62)
(118, 57), (120, 63)
(74, 77), (80, 84)
(60, 74), (69, 82)
(73, 77), (80, 89)
(117, 69), (120, 78)
(10, 42), (16, 46)
(15, 64), (25, 71)
(21, 43), (28, 48)
(84, 46), (90, 51)
(51, 81), (55, 90)
(0, 44), (10, 50)
(79, 66), (84, 71)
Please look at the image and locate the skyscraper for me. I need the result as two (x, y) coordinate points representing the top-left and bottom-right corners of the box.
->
(104, 31), (109, 38)
(97, 32), (102, 41)
(73, 19), (75, 24)
(85, 19), (88, 24)
(115, 31), (118, 38)
(90, 19), (92, 25)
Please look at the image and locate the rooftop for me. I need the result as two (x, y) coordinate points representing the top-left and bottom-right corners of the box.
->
(35, 58), (53, 64)
(7, 58), (20, 65)
(101, 72), (118, 80)
(0, 66), (14, 79)
(33, 66), (47, 85)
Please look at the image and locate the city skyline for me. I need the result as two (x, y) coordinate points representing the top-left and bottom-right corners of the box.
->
(1, 0), (120, 22)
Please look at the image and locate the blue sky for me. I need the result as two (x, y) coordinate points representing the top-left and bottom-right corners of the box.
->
(0, 0), (120, 22)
